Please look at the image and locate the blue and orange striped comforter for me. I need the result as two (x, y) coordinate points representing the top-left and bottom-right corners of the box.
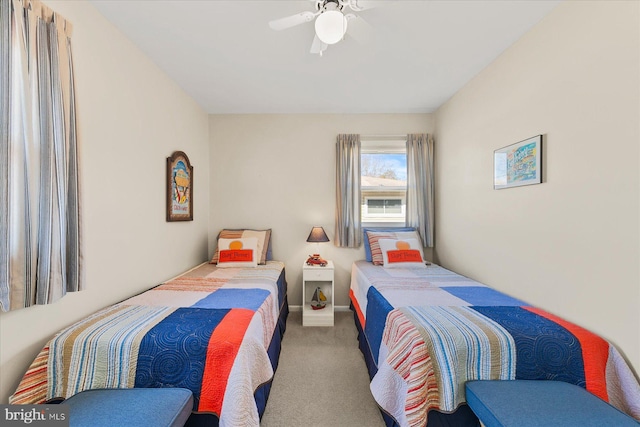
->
(349, 260), (640, 427)
(11, 261), (286, 426)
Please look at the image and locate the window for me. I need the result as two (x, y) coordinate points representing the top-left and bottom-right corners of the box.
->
(361, 138), (407, 224)
(365, 198), (403, 214)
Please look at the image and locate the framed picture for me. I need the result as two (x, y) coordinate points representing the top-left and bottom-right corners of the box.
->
(166, 151), (193, 221)
(494, 135), (543, 189)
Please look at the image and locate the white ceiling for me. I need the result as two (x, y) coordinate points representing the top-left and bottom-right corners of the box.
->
(90, 0), (561, 114)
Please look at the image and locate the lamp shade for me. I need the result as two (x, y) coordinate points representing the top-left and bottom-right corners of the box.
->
(306, 226), (330, 243)
(314, 10), (348, 45)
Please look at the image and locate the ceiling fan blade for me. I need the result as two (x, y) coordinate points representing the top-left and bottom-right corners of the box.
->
(345, 14), (373, 44)
(347, 0), (392, 11)
(269, 11), (316, 31)
(310, 34), (328, 55)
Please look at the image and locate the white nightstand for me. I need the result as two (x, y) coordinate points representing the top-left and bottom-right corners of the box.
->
(302, 260), (334, 326)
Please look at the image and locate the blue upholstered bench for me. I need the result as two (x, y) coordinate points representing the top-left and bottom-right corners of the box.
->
(62, 388), (193, 427)
(465, 380), (639, 427)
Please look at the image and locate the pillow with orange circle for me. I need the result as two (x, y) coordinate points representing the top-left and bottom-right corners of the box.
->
(216, 237), (258, 268)
(211, 229), (271, 265)
(377, 238), (427, 268)
(366, 230), (421, 265)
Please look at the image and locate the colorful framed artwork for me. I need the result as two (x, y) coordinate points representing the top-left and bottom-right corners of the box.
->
(494, 135), (543, 189)
(166, 151), (193, 221)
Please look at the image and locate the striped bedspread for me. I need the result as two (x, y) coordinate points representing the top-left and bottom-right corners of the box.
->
(350, 260), (640, 427)
(11, 261), (285, 427)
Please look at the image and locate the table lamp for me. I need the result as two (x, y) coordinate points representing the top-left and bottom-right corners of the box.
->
(306, 226), (330, 266)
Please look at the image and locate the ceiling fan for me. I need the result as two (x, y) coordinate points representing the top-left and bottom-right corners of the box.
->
(268, 0), (386, 55)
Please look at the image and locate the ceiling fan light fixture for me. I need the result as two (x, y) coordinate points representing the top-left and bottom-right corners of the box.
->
(315, 10), (348, 45)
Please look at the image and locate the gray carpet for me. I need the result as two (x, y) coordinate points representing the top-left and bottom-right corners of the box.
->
(261, 310), (385, 427)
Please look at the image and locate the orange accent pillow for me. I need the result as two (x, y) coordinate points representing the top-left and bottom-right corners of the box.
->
(378, 238), (426, 269)
(367, 230), (423, 265)
(211, 229), (271, 265)
(216, 238), (258, 268)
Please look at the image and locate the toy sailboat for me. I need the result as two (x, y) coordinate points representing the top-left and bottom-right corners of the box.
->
(310, 287), (327, 310)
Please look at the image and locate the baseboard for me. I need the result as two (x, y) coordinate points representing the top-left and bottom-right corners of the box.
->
(289, 305), (351, 312)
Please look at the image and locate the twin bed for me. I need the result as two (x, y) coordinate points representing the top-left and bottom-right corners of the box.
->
(350, 228), (640, 427)
(10, 229), (287, 426)
(9, 226), (640, 427)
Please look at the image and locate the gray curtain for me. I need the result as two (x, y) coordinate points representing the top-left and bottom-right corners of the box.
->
(0, 0), (83, 312)
(335, 134), (361, 248)
(406, 133), (434, 247)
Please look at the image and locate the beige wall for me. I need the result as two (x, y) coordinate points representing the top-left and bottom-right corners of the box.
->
(0, 1), (210, 402)
(434, 0), (639, 373)
(209, 114), (433, 309)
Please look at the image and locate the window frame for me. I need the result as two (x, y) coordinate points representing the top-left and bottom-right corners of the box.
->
(360, 138), (407, 226)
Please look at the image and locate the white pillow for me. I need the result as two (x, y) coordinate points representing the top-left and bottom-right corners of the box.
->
(216, 237), (258, 268)
(367, 230), (423, 265)
(378, 238), (426, 269)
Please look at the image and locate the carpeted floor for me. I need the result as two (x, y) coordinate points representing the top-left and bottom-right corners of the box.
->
(261, 310), (385, 426)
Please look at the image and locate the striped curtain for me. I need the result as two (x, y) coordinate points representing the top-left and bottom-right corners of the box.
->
(335, 134), (361, 248)
(0, 0), (82, 312)
(406, 134), (434, 247)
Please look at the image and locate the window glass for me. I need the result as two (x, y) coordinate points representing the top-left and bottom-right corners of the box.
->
(361, 140), (407, 224)
(384, 199), (402, 213)
(367, 199), (385, 214)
